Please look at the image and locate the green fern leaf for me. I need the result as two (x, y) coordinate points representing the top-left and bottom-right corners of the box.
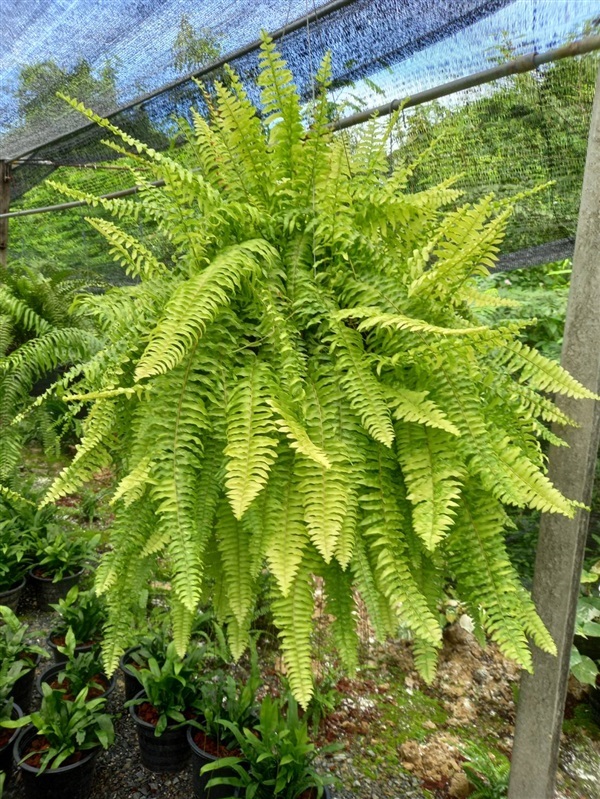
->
(224, 358), (279, 519)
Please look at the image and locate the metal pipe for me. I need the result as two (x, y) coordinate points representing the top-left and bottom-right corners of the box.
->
(333, 34), (600, 130)
(8, 0), (359, 162)
(3, 33), (600, 221)
(0, 179), (167, 218)
(11, 160), (148, 170)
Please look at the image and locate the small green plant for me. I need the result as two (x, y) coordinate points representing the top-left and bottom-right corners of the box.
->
(34, 528), (99, 581)
(1, 683), (113, 773)
(299, 671), (340, 736)
(50, 586), (106, 645)
(0, 485), (57, 577)
(191, 638), (261, 750)
(0, 519), (32, 591)
(46, 629), (110, 699)
(0, 660), (28, 715)
(203, 695), (337, 797)
(461, 743), (510, 799)
(126, 620), (173, 671)
(0, 606), (47, 671)
(78, 485), (111, 525)
(126, 641), (203, 736)
(570, 560), (600, 686)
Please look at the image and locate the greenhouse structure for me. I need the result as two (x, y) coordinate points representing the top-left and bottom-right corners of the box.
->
(1, 1), (599, 798)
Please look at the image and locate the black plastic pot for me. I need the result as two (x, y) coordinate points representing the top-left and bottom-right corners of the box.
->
(47, 633), (96, 664)
(130, 690), (191, 773)
(0, 703), (23, 788)
(119, 646), (144, 701)
(36, 662), (117, 701)
(28, 568), (84, 612)
(12, 654), (42, 712)
(13, 726), (101, 799)
(187, 725), (240, 799)
(0, 578), (26, 613)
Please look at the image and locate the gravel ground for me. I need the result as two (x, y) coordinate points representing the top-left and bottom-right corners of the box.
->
(5, 676), (427, 799)
(4, 583), (428, 799)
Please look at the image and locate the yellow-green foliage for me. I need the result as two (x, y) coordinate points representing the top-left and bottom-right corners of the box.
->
(44, 35), (596, 705)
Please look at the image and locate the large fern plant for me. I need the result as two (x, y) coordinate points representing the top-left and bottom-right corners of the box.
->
(0, 263), (100, 483)
(41, 36), (596, 705)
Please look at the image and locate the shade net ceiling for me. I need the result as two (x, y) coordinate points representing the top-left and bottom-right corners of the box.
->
(3, 0), (600, 274)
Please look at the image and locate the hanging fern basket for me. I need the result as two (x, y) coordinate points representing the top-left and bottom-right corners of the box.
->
(41, 34), (598, 706)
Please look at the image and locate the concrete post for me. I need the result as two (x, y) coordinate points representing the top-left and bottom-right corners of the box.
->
(508, 66), (600, 799)
(0, 161), (10, 267)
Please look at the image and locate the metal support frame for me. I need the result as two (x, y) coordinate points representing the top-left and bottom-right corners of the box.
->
(0, 161), (10, 266)
(1, 34), (599, 221)
(508, 64), (600, 799)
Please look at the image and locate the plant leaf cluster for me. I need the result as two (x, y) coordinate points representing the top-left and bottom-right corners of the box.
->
(203, 695), (336, 798)
(1, 683), (114, 773)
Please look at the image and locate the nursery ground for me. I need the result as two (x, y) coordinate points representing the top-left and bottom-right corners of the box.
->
(5, 576), (600, 799)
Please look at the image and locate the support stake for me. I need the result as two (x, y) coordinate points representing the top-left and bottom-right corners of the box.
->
(508, 65), (600, 799)
(0, 161), (10, 267)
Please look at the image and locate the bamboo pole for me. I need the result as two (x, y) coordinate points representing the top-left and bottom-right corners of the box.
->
(508, 63), (600, 799)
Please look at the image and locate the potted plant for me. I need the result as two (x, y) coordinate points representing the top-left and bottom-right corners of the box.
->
(47, 586), (106, 663)
(119, 623), (173, 701)
(202, 695), (336, 798)
(29, 526), (99, 611)
(37, 629), (117, 702)
(0, 516), (33, 611)
(0, 606), (47, 712)
(127, 641), (204, 773)
(188, 643), (261, 799)
(0, 662), (25, 787)
(4, 683), (114, 799)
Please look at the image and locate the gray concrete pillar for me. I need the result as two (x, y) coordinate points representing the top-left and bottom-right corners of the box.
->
(508, 65), (600, 799)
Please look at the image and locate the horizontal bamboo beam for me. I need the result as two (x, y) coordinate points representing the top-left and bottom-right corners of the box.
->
(2, 33), (600, 221)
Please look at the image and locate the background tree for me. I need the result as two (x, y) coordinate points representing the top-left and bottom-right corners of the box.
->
(172, 15), (221, 73)
(16, 59), (118, 127)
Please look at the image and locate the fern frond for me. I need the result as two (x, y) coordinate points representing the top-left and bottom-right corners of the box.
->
(0, 285), (51, 335)
(331, 325), (395, 447)
(296, 380), (352, 562)
(388, 388), (460, 436)
(263, 453), (309, 596)
(84, 217), (168, 280)
(323, 561), (359, 672)
(412, 638), (440, 684)
(396, 423), (463, 550)
(443, 485), (541, 671)
(135, 240), (277, 380)
(216, 502), (255, 627)
(338, 307), (488, 337)
(359, 443), (442, 647)
(502, 339), (599, 399)
(272, 559), (315, 708)
(42, 399), (117, 504)
(224, 357), (279, 519)
(258, 33), (303, 186)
